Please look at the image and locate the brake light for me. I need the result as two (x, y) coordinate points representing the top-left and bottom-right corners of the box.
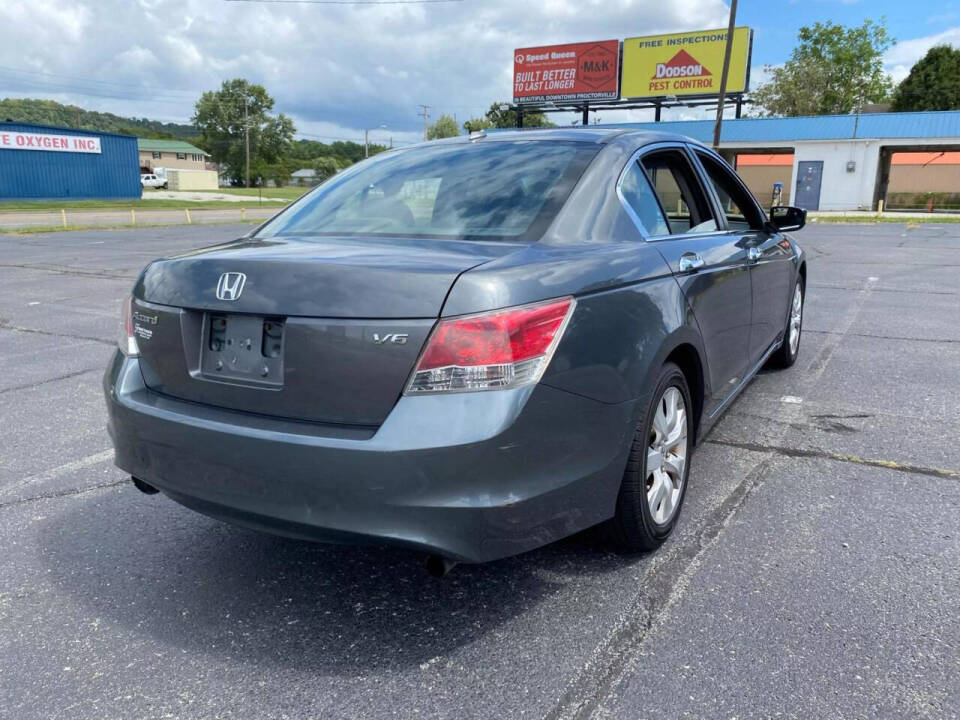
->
(119, 296), (140, 356)
(405, 297), (575, 394)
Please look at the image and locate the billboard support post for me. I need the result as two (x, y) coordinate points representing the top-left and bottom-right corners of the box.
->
(582, 106), (589, 126)
(712, 0), (739, 148)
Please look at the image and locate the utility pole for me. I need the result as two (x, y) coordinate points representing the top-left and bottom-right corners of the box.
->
(418, 104), (431, 141)
(364, 125), (387, 158)
(244, 98), (251, 189)
(712, 0), (738, 149)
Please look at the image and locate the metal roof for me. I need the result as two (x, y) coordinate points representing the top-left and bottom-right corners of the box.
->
(137, 138), (208, 155)
(591, 111), (960, 143)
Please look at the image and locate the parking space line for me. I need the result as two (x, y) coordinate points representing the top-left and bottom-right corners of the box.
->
(2, 449), (114, 495)
(805, 275), (877, 382)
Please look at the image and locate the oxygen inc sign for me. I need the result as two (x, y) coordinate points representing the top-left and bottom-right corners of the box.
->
(621, 27), (753, 99)
(0, 130), (102, 154)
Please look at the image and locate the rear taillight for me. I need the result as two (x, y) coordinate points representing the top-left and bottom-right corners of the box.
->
(405, 297), (575, 394)
(119, 296), (139, 356)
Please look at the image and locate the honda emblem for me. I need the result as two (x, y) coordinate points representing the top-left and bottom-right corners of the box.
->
(216, 272), (246, 301)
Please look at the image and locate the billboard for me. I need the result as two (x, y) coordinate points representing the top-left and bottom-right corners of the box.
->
(513, 40), (620, 104)
(0, 130), (102, 154)
(621, 27), (752, 99)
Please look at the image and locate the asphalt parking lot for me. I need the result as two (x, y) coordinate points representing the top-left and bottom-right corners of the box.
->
(0, 221), (957, 719)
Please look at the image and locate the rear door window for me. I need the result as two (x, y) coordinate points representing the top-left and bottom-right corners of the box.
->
(639, 149), (717, 235)
(693, 150), (766, 231)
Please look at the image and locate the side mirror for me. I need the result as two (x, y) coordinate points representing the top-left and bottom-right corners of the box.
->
(769, 205), (807, 232)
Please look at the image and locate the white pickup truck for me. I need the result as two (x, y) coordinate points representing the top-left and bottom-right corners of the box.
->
(140, 173), (167, 190)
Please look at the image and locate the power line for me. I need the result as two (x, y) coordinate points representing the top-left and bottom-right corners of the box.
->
(225, 0), (463, 4)
(0, 65), (197, 97)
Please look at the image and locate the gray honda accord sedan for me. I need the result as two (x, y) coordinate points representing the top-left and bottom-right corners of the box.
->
(105, 128), (806, 567)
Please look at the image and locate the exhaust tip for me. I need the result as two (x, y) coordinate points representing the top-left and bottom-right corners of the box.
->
(425, 555), (458, 578)
(131, 477), (159, 495)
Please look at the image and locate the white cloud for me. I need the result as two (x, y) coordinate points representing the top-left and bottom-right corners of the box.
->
(0, 0), (731, 141)
(885, 26), (960, 83)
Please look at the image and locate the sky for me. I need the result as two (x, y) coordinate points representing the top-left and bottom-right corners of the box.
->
(0, 0), (956, 147)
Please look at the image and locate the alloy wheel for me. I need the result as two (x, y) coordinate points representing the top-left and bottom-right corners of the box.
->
(646, 386), (688, 525)
(789, 283), (803, 356)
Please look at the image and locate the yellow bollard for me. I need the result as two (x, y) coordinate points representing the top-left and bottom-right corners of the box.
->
(61, 209), (67, 228)
(241, 207), (246, 221)
(877, 199), (884, 217)
(185, 208), (192, 224)
(131, 209), (136, 226)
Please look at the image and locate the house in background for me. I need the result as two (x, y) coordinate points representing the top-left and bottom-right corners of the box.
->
(137, 138), (209, 174)
(290, 168), (318, 186)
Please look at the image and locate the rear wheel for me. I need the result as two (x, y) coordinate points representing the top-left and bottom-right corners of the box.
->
(605, 362), (692, 551)
(768, 278), (804, 368)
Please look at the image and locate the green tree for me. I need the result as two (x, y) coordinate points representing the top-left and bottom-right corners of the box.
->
(484, 102), (554, 129)
(0, 98), (196, 138)
(751, 20), (894, 117)
(426, 114), (460, 140)
(312, 156), (340, 182)
(193, 78), (295, 186)
(462, 116), (493, 133)
(487, 102), (556, 128)
(262, 163), (292, 188)
(892, 45), (960, 111)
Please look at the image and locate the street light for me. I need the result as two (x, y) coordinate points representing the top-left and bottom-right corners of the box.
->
(365, 124), (387, 158)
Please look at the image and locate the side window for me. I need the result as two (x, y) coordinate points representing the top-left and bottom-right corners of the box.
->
(619, 161), (669, 236)
(639, 150), (717, 235)
(695, 151), (765, 231)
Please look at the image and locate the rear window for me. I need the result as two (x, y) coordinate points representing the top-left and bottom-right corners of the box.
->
(257, 141), (598, 242)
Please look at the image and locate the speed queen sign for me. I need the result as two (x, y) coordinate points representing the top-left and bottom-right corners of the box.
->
(513, 40), (620, 104)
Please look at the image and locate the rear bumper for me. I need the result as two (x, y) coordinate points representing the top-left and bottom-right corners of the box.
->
(104, 351), (637, 562)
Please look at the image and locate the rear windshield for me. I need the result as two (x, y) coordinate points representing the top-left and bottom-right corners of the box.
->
(256, 140), (598, 242)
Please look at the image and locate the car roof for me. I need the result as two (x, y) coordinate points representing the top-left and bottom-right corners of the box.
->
(422, 127), (702, 148)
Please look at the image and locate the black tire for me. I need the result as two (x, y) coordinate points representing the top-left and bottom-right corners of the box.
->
(604, 362), (693, 551)
(768, 277), (804, 369)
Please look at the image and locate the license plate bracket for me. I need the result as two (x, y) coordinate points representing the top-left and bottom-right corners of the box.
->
(200, 313), (284, 386)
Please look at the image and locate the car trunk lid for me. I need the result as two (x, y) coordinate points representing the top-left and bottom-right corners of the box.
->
(132, 236), (513, 425)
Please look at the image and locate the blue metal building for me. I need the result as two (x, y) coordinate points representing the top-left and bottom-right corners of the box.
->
(0, 122), (141, 201)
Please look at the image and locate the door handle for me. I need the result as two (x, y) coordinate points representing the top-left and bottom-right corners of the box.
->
(678, 253), (705, 273)
(747, 246), (762, 262)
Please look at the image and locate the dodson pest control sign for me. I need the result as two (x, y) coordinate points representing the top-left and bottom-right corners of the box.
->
(621, 27), (752, 99)
(513, 40), (620, 104)
(0, 130), (102, 154)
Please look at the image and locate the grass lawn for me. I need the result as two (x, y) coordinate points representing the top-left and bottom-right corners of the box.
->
(0, 187), (311, 213)
(193, 186), (313, 201)
(814, 215), (960, 224)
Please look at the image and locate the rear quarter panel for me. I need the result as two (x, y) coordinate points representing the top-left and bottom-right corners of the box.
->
(442, 137), (710, 418)
(443, 237), (706, 409)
